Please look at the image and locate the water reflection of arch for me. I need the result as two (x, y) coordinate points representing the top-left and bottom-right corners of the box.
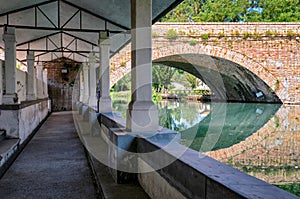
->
(201, 105), (300, 185)
(181, 103), (282, 152)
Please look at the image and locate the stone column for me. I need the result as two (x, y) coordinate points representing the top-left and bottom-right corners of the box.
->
(0, 60), (2, 105)
(26, 51), (37, 100)
(43, 68), (48, 98)
(126, 0), (158, 132)
(2, 27), (18, 104)
(98, 31), (112, 113)
(83, 62), (89, 104)
(79, 69), (84, 102)
(88, 53), (97, 108)
(36, 63), (44, 99)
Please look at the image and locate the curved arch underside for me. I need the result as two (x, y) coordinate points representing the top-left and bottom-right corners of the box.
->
(153, 54), (281, 103)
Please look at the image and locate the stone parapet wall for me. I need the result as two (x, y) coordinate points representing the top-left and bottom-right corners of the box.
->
(153, 22), (300, 36)
(0, 99), (49, 143)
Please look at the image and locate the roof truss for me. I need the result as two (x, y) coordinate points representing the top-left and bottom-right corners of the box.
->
(0, 0), (183, 63)
(0, 0), (128, 32)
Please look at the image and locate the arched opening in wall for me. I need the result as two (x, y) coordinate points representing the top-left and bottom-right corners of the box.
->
(151, 64), (211, 100)
(111, 64), (210, 101)
(153, 54), (282, 103)
(110, 64), (211, 119)
(44, 58), (81, 112)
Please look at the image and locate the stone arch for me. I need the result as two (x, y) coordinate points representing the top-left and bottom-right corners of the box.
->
(110, 42), (284, 102)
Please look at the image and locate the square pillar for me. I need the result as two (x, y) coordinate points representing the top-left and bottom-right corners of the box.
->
(88, 53), (98, 108)
(26, 51), (37, 100)
(98, 31), (112, 113)
(36, 63), (44, 99)
(0, 60), (2, 104)
(2, 27), (18, 104)
(43, 68), (48, 98)
(83, 62), (89, 104)
(126, 0), (158, 132)
(79, 69), (84, 102)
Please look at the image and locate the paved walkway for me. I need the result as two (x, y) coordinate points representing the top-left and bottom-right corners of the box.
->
(0, 112), (100, 199)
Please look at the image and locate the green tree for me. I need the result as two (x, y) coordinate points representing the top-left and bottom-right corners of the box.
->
(185, 73), (200, 89)
(113, 73), (131, 92)
(197, 0), (249, 22)
(247, 0), (300, 22)
(162, 0), (300, 22)
(163, 0), (249, 22)
(162, 0), (201, 22)
(152, 65), (176, 92)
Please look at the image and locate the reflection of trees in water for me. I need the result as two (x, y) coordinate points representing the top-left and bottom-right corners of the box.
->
(181, 103), (281, 152)
(112, 100), (282, 153)
(158, 101), (208, 131)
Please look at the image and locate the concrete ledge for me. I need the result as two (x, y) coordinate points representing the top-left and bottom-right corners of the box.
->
(100, 112), (126, 129)
(73, 109), (150, 198)
(0, 98), (48, 110)
(137, 138), (299, 199)
(86, 144), (150, 199)
(100, 115), (180, 184)
(81, 105), (90, 121)
(0, 111), (49, 178)
(72, 106), (298, 198)
(0, 99), (49, 141)
(97, 111), (298, 199)
(0, 99), (49, 178)
(107, 128), (137, 184)
(0, 130), (5, 142)
(0, 138), (20, 166)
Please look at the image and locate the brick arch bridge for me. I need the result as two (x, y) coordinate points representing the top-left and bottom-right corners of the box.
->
(110, 22), (300, 103)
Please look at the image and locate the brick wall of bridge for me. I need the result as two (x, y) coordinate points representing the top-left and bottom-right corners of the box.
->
(110, 22), (300, 103)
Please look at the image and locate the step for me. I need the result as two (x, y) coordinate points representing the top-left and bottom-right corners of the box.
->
(0, 138), (20, 167)
(0, 130), (6, 142)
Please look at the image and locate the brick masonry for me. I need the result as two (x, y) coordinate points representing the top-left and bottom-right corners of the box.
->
(44, 58), (81, 111)
(111, 22), (300, 103)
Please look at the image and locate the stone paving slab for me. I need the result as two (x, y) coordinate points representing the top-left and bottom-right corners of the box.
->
(0, 112), (100, 199)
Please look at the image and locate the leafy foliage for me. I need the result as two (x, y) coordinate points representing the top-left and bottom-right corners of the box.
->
(184, 73), (200, 89)
(152, 65), (176, 92)
(162, 0), (300, 22)
(112, 73), (131, 92)
(166, 29), (179, 40)
(247, 0), (300, 22)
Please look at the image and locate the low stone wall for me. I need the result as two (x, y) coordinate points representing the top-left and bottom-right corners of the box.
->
(137, 138), (299, 199)
(0, 99), (49, 177)
(97, 111), (298, 199)
(0, 99), (49, 143)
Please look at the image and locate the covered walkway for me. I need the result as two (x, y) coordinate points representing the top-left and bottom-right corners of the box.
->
(0, 112), (99, 199)
(0, 111), (149, 199)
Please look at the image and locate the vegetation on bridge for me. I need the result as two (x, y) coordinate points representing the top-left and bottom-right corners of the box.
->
(162, 0), (300, 22)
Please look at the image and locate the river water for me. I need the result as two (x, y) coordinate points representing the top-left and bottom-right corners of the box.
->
(112, 100), (300, 196)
